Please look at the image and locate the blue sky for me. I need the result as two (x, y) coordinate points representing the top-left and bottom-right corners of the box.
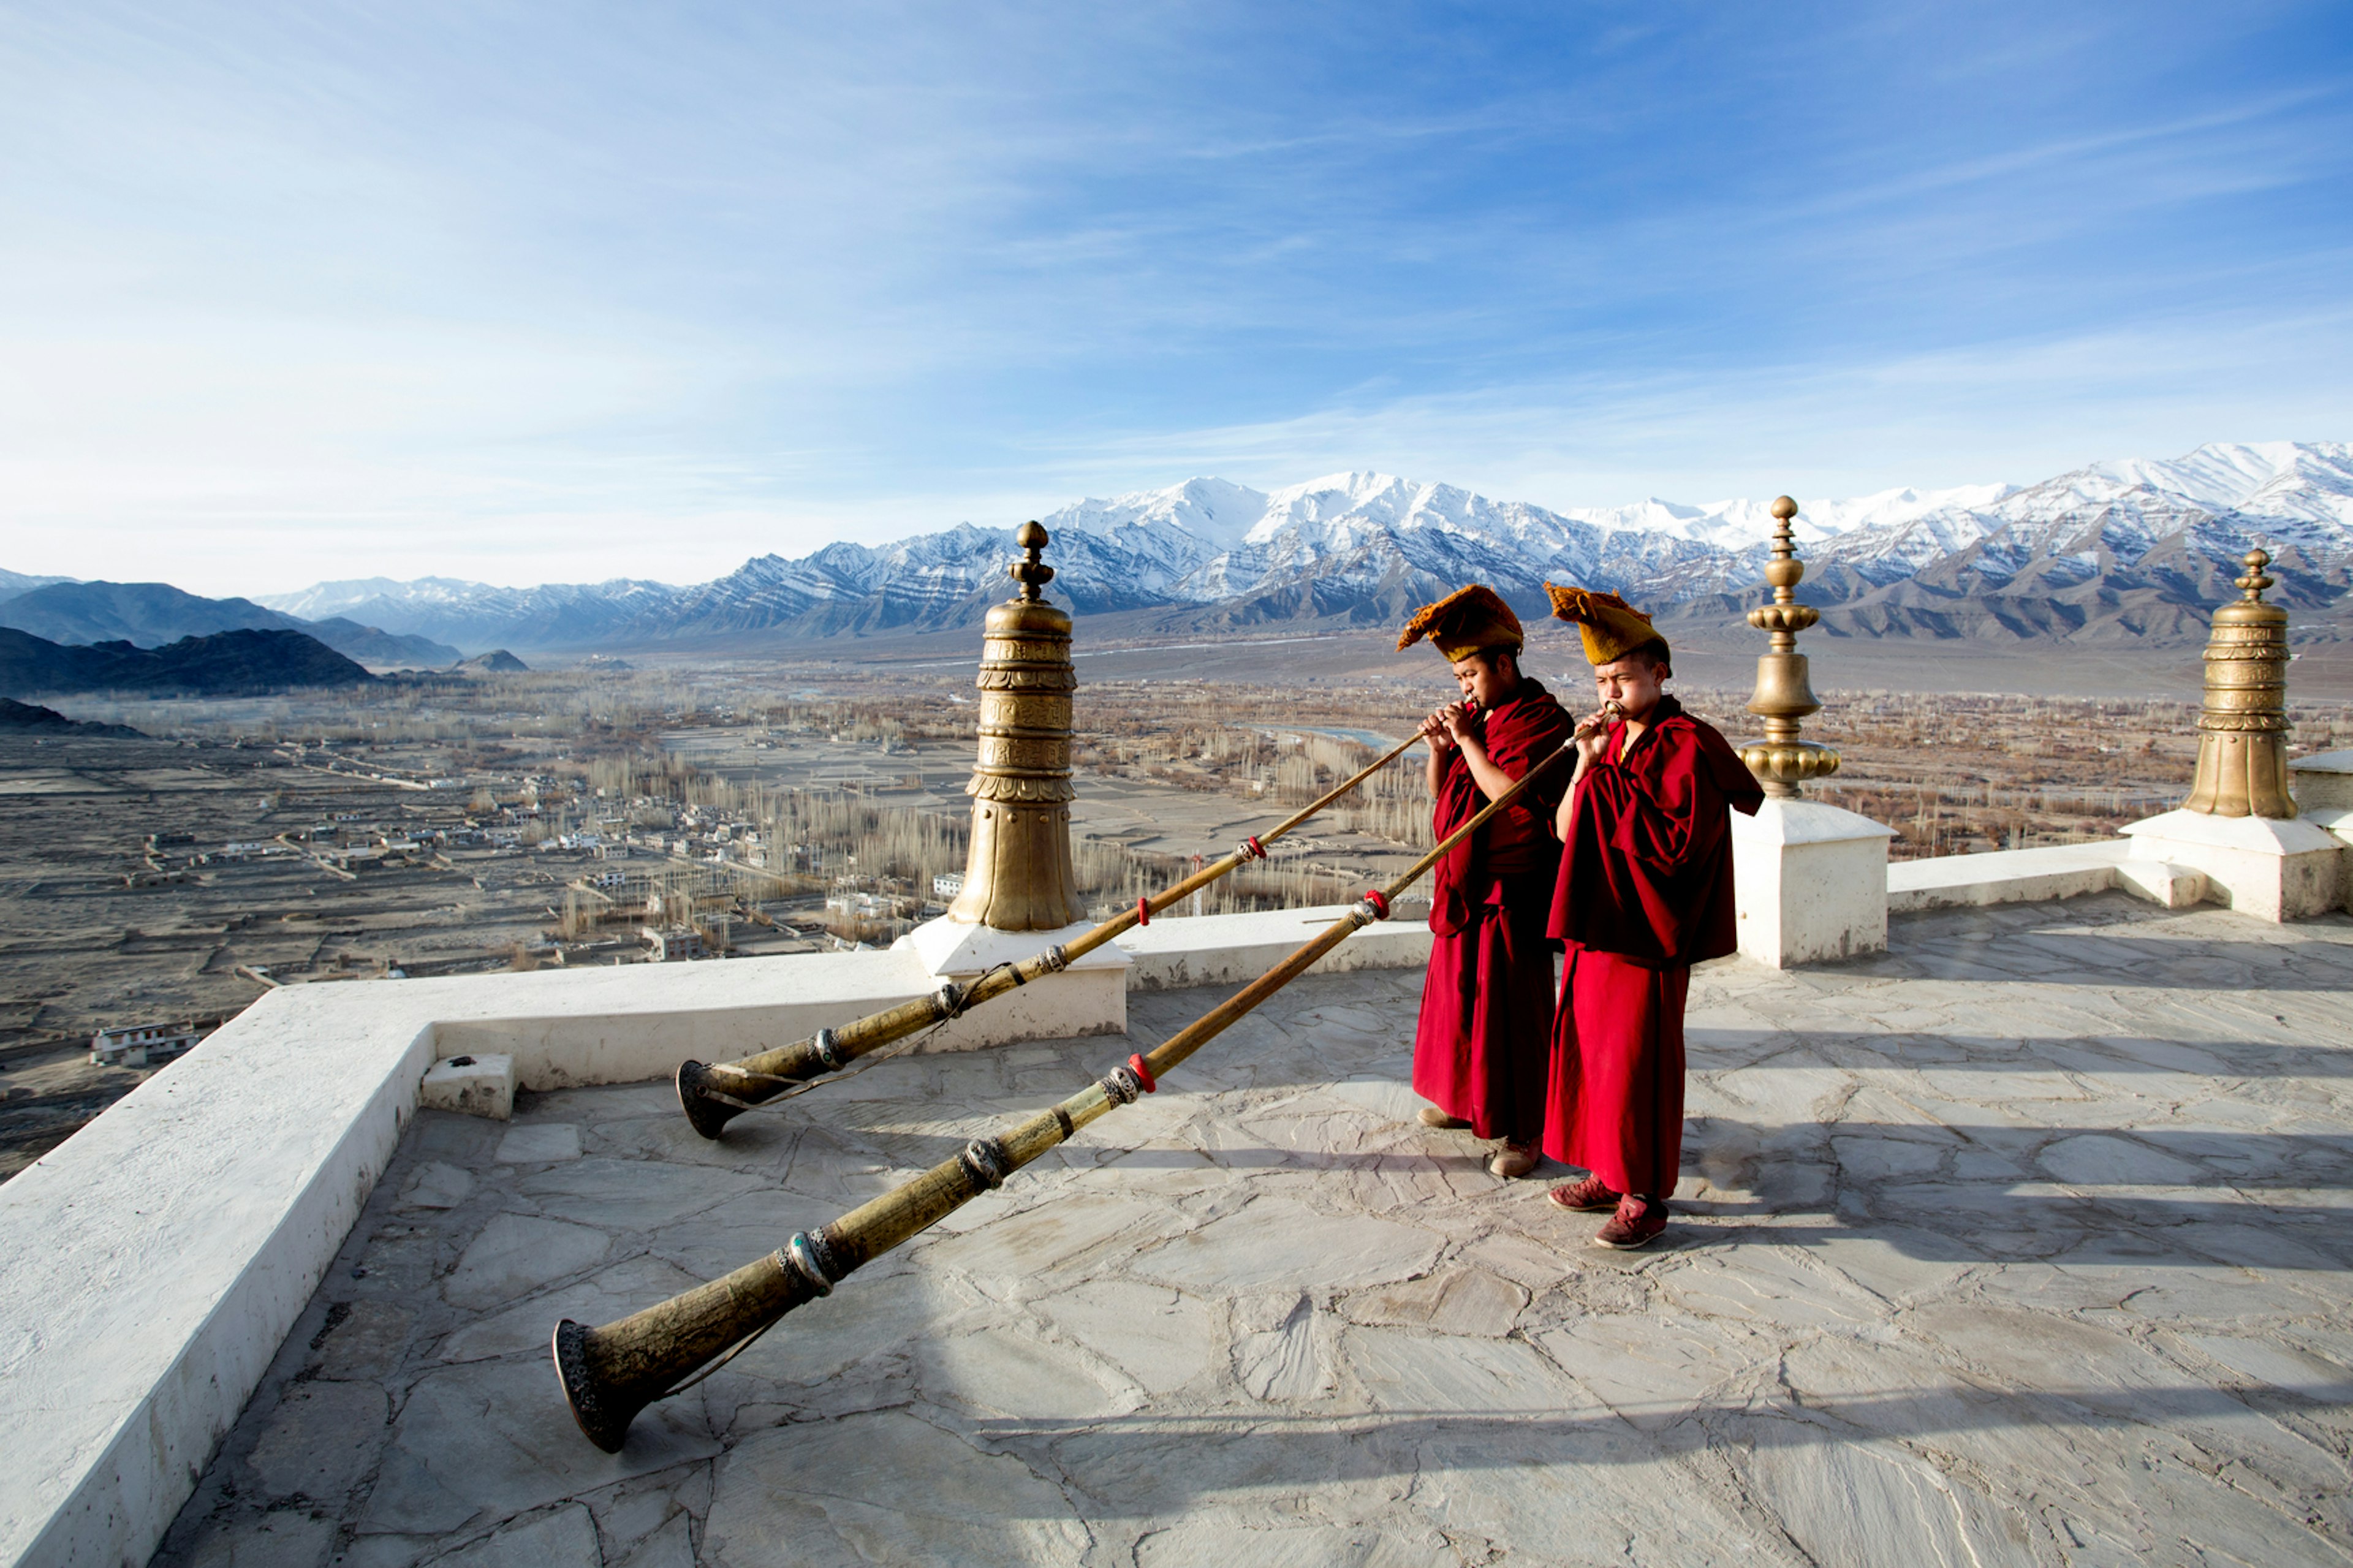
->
(4, 1), (2350, 594)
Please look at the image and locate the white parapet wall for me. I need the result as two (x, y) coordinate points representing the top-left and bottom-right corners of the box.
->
(0, 907), (1433, 1568)
(2290, 748), (2353, 812)
(1888, 840), (2210, 914)
(1115, 903), (1434, 990)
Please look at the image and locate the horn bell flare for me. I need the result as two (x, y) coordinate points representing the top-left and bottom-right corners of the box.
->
(554, 1318), (647, 1455)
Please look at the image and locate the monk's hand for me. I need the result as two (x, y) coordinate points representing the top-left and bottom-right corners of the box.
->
(1572, 708), (1614, 767)
(1419, 708), (1457, 751)
(1439, 702), (1477, 744)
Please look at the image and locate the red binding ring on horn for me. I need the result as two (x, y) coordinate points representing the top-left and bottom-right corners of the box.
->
(1135, 896), (1151, 926)
(1127, 1053), (1158, 1093)
(1361, 889), (1391, 920)
(1243, 836), (1265, 859)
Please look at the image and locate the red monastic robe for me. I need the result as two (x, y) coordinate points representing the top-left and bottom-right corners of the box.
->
(1543, 696), (1762, 1194)
(1411, 680), (1574, 1143)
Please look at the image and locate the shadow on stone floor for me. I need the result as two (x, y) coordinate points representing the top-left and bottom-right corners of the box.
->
(950, 1378), (2353, 1510)
(1688, 1117), (2353, 1178)
(1095, 1146), (1493, 1174)
(1686, 1031), (2353, 1077)
(1657, 1212), (2352, 1267)
(1857, 931), (2353, 990)
(616, 1097), (2353, 1221)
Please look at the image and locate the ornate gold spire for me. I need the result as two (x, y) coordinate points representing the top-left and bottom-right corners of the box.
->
(945, 522), (1086, 928)
(1739, 496), (1840, 798)
(2181, 548), (2298, 819)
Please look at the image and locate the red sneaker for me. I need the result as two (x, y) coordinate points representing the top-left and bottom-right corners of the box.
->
(1592, 1195), (1668, 1249)
(1545, 1175), (1619, 1212)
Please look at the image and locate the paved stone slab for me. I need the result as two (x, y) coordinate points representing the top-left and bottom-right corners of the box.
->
(1032, 1279), (1226, 1396)
(244, 1379), (388, 1506)
(1128, 1197), (1442, 1294)
(358, 1358), (718, 1537)
(520, 1157), (760, 1230)
(442, 1213), (611, 1311)
(398, 1161), (475, 1210)
(1341, 1267), (1528, 1337)
(705, 1412), (1090, 1567)
(493, 1122), (582, 1164)
(435, 1503), (601, 1567)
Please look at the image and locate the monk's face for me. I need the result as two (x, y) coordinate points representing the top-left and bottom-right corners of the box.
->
(1591, 653), (1667, 722)
(1451, 650), (1518, 710)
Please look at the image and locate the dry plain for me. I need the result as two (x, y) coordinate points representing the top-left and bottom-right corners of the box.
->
(4, 634), (2349, 1180)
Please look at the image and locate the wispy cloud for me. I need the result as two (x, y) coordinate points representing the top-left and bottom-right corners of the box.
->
(1, 1), (2349, 594)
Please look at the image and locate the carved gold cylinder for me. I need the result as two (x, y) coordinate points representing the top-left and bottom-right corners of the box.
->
(2182, 549), (2297, 819)
(945, 524), (1086, 929)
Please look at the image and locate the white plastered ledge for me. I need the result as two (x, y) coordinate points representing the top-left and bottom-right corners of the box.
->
(1113, 902), (1435, 990)
(0, 910), (1436, 1568)
(2289, 746), (2353, 776)
(1887, 838), (2223, 914)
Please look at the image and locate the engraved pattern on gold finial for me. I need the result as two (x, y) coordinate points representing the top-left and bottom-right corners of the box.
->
(1738, 494), (1840, 798)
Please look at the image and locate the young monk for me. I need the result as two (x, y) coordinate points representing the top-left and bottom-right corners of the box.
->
(1398, 585), (1574, 1179)
(1540, 585), (1764, 1247)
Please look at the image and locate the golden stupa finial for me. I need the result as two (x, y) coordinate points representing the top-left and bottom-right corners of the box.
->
(1738, 495), (1840, 798)
(948, 523), (1086, 928)
(2182, 545), (2297, 818)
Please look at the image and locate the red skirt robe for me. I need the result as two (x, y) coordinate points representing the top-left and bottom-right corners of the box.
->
(1411, 681), (1573, 1144)
(1543, 697), (1762, 1194)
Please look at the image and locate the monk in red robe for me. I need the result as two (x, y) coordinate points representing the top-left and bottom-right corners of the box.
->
(1539, 585), (1763, 1248)
(1398, 585), (1574, 1179)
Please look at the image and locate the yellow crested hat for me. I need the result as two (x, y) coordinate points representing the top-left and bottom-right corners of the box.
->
(1544, 583), (1664, 666)
(1396, 584), (1523, 661)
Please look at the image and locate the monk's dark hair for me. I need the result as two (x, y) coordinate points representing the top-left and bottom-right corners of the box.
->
(1623, 638), (1672, 672)
(1461, 644), (1523, 675)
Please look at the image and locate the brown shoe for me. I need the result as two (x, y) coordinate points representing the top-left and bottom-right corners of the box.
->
(1417, 1106), (1472, 1130)
(1592, 1195), (1668, 1250)
(1487, 1142), (1538, 1179)
(1546, 1175), (1619, 1213)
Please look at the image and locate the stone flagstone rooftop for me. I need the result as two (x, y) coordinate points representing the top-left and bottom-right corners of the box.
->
(154, 893), (2353, 1567)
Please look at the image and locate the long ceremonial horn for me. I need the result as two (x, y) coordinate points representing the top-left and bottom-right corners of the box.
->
(556, 732), (1578, 1451)
(673, 727), (1427, 1138)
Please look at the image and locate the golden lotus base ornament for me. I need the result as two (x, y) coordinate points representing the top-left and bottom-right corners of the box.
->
(945, 521), (1086, 930)
(1738, 738), (1840, 792)
(1739, 496), (1841, 798)
(2182, 548), (2297, 820)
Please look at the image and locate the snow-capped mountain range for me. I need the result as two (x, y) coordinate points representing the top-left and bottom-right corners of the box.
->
(252, 442), (2352, 653)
